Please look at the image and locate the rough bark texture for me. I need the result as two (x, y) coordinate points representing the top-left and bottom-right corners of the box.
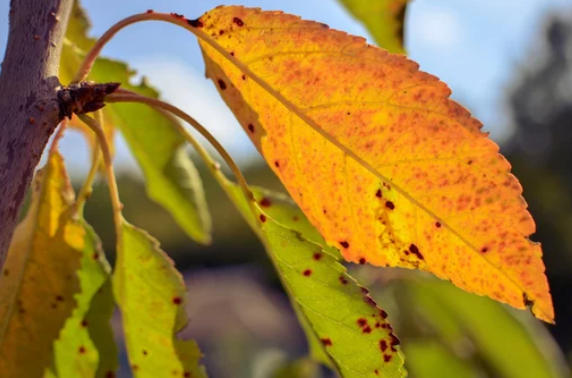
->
(0, 0), (73, 268)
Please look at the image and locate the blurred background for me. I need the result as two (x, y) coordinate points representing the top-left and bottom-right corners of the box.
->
(1, 0), (572, 377)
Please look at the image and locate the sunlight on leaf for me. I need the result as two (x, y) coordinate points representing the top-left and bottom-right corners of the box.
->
(0, 152), (99, 377)
(190, 6), (553, 322)
(45, 223), (118, 378)
(219, 176), (405, 378)
(336, 0), (410, 53)
(399, 279), (566, 378)
(61, 1), (212, 245)
(113, 221), (207, 378)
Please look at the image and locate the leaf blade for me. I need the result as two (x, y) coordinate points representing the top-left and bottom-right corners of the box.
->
(113, 220), (207, 378)
(192, 6), (553, 321)
(0, 153), (86, 377)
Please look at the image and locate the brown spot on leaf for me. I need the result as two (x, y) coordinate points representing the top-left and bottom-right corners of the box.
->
(259, 214), (267, 223)
(380, 340), (388, 352)
(481, 247), (488, 253)
(81, 319), (88, 327)
(385, 201), (395, 210)
(259, 197), (272, 207)
(363, 326), (372, 334)
(313, 252), (322, 261)
(375, 189), (382, 198)
(303, 269), (312, 277)
(274, 160), (280, 168)
(321, 338), (332, 346)
(384, 354), (392, 362)
(79, 346), (86, 354)
(359, 257), (366, 265)
(340, 241), (350, 249)
(435, 221), (441, 228)
(248, 124), (255, 133)
(339, 276), (348, 284)
(357, 318), (367, 327)
(233, 17), (244, 26)
(409, 244), (423, 260)
(172, 297), (182, 305)
(105, 371), (115, 378)
(217, 79), (227, 90)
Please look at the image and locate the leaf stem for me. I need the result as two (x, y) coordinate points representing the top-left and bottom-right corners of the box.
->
(73, 12), (203, 83)
(74, 110), (104, 215)
(77, 114), (123, 239)
(106, 91), (254, 205)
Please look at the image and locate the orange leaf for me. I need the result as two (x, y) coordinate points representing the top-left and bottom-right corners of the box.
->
(191, 6), (553, 322)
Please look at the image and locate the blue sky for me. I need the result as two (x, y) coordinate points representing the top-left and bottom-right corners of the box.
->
(1, 0), (571, 172)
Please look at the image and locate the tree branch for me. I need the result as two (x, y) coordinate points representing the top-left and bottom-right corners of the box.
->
(0, 0), (73, 268)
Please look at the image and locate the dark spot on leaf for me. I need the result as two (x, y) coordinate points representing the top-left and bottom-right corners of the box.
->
(523, 293), (534, 307)
(3, 269), (8, 276)
(242, 74), (246, 80)
(340, 241), (350, 249)
(375, 370), (379, 375)
(248, 124), (255, 133)
(219, 30), (224, 35)
(274, 160), (280, 168)
(132, 365), (139, 371)
(313, 252), (322, 261)
(357, 318), (367, 327)
(79, 346), (86, 354)
(321, 338), (332, 346)
(380, 340), (388, 352)
(359, 258), (366, 265)
(81, 319), (88, 327)
(468, 160), (473, 165)
(92, 252), (99, 259)
(435, 221), (441, 228)
(481, 247), (488, 253)
(303, 269), (312, 277)
(365, 297), (376, 306)
(363, 326), (372, 334)
(375, 189), (382, 198)
(361, 287), (369, 294)
(217, 79), (227, 90)
(292, 216), (299, 222)
(105, 371), (115, 378)
(233, 17), (244, 26)
(384, 354), (392, 362)
(143, 350), (148, 356)
(409, 244), (423, 260)
(385, 201), (395, 210)
(55, 295), (64, 302)
(339, 276), (348, 285)
(172, 297), (182, 305)
(259, 197), (272, 207)
(389, 334), (401, 351)
(259, 214), (267, 223)
(187, 19), (203, 28)
(380, 310), (388, 319)
(184, 372), (191, 378)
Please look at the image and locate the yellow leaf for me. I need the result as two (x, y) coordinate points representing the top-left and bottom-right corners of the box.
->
(336, 0), (410, 53)
(0, 153), (84, 377)
(191, 6), (553, 322)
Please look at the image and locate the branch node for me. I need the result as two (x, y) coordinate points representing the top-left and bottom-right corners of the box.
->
(57, 81), (120, 119)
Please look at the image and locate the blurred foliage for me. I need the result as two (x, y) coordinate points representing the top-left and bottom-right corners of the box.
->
(504, 12), (572, 359)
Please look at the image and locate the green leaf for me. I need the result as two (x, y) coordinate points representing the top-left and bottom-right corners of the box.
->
(113, 220), (207, 378)
(336, 0), (410, 53)
(218, 176), (405, 378)
(0, 152), (109, 377)
(60, 1), (212, 245)
(401, 279), (566, 378)
(403, 341), (478, 378)
(46, 224), (118, 378)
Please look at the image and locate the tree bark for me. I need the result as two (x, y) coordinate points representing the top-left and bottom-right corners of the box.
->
(0, 0), (73, 269)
